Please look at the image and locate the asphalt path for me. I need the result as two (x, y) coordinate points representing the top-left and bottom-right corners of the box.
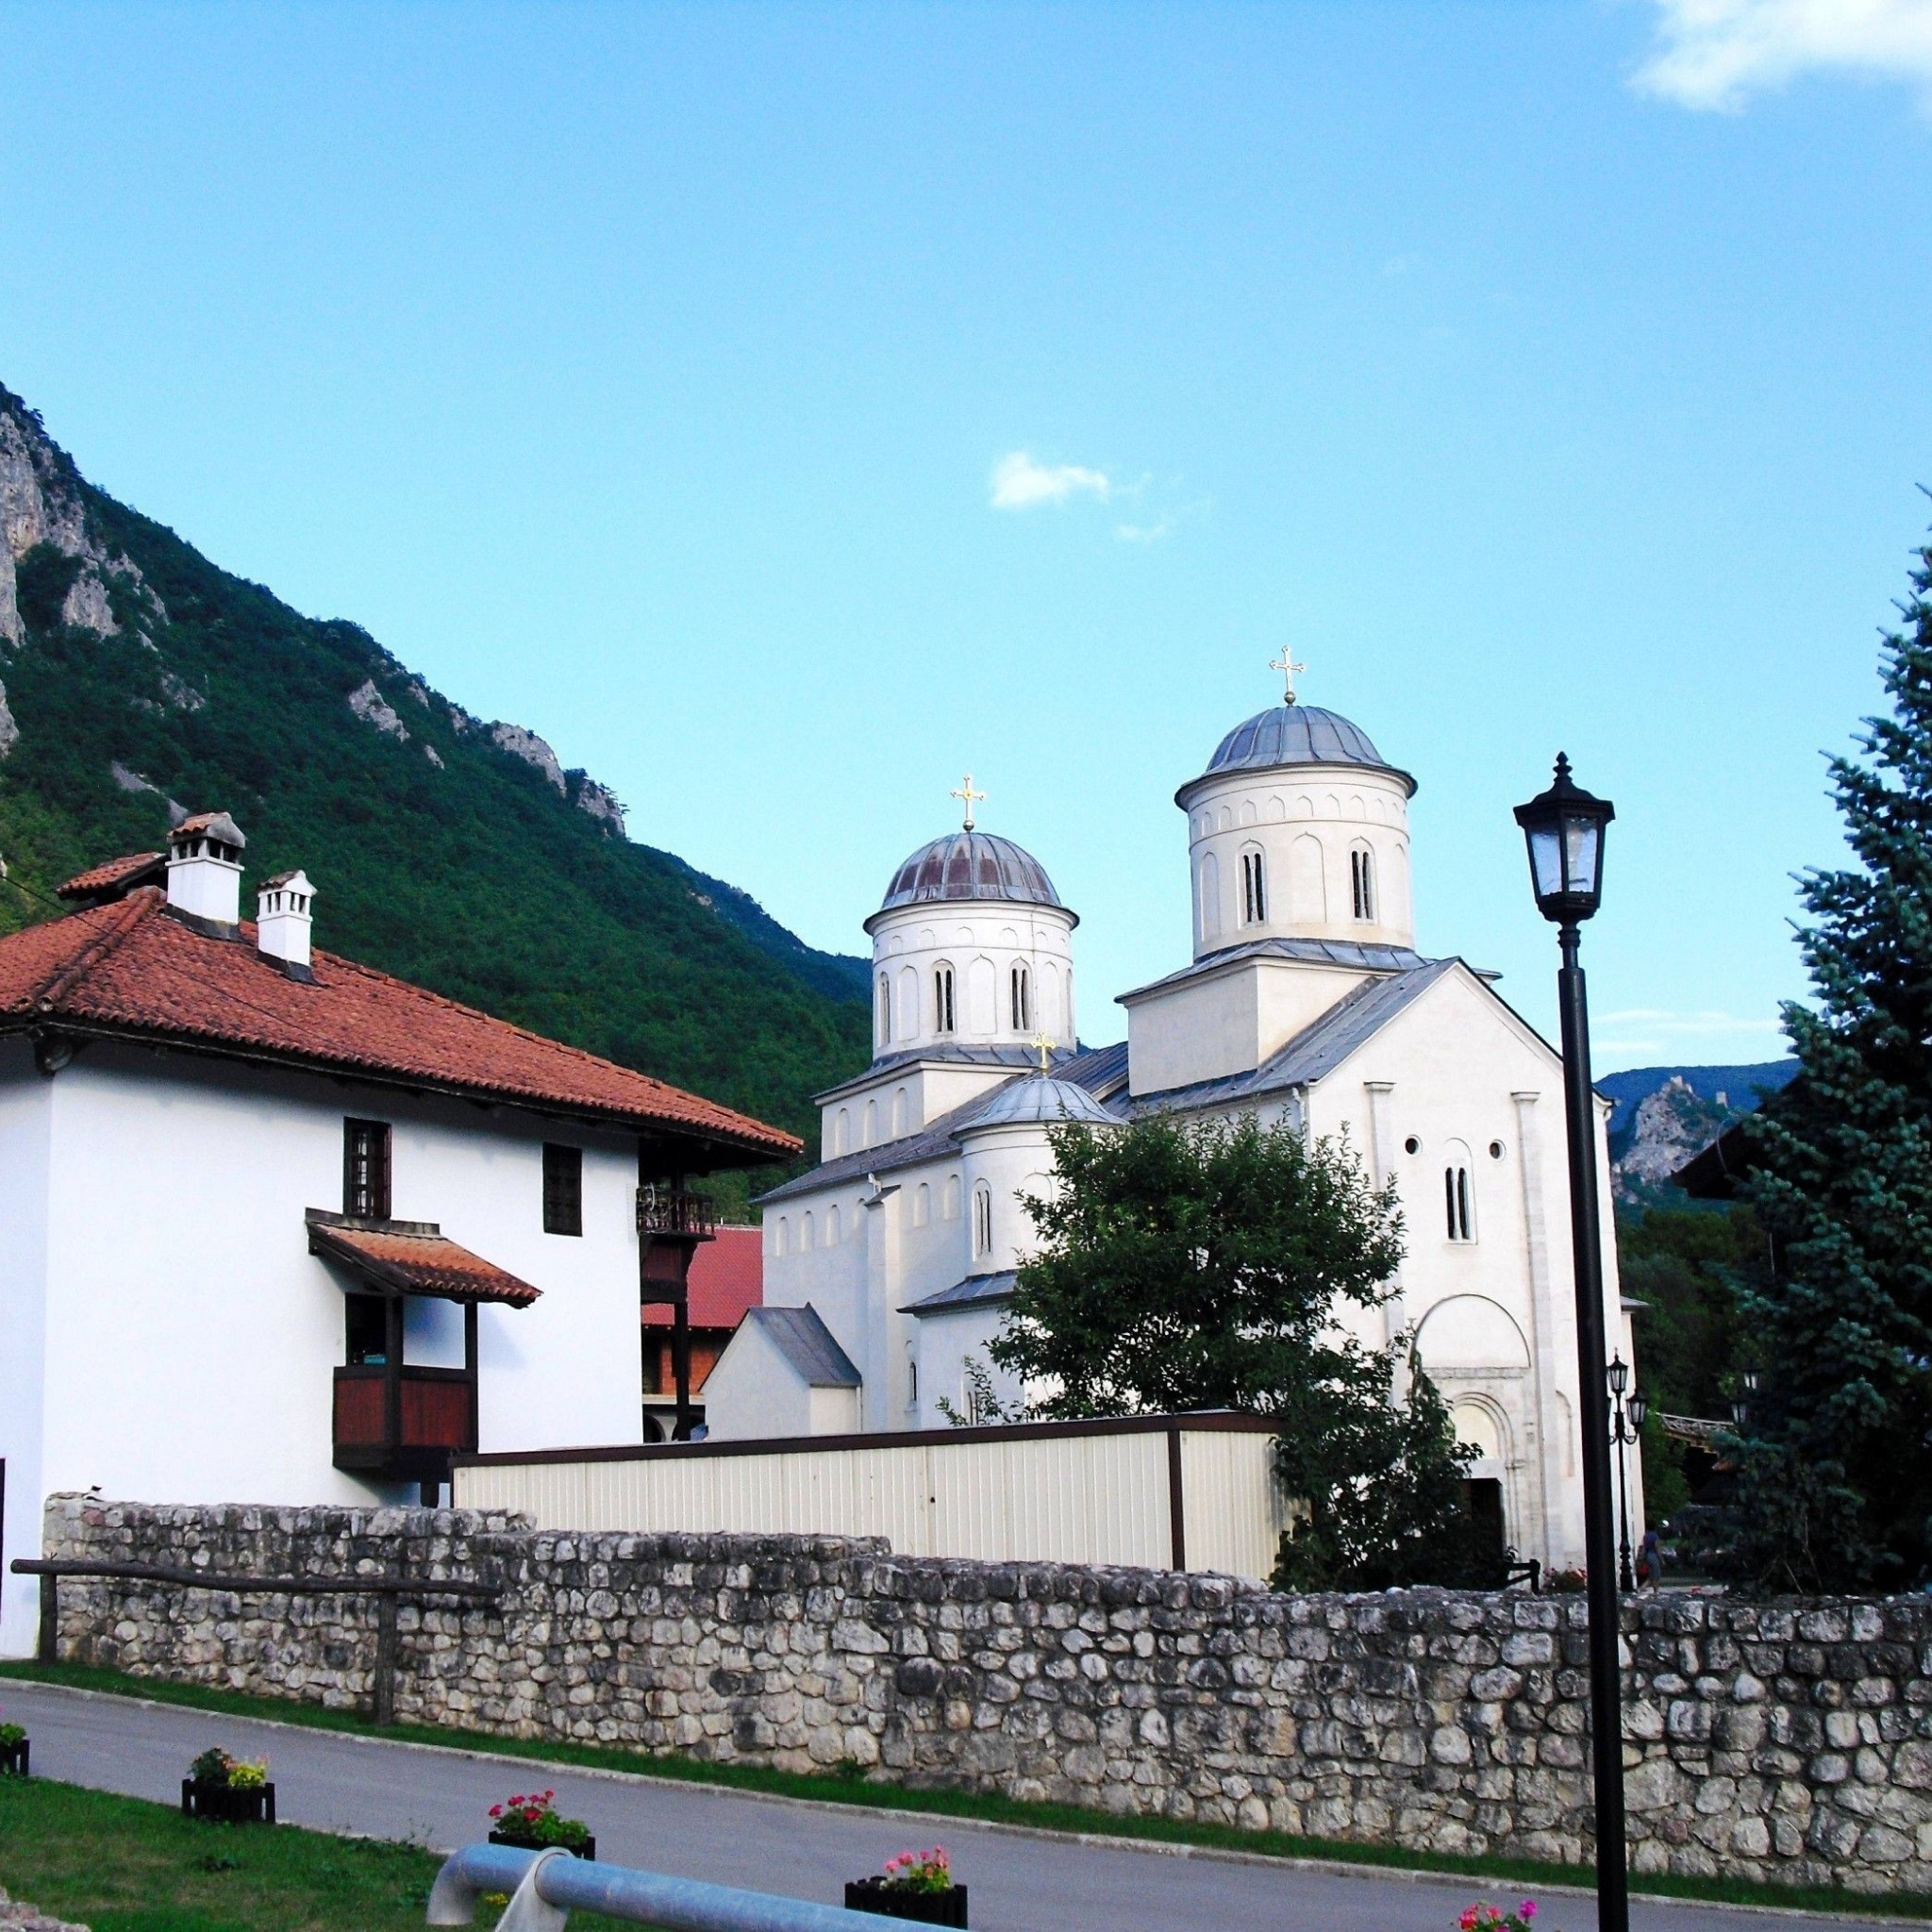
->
(0, 1682), (1915, 1932)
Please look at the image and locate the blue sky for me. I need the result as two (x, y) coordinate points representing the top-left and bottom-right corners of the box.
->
(4, 1), (1930, 1073)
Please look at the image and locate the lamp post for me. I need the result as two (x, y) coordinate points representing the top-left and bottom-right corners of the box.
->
(1607, 1355), (1648, 1591)
(1514, 752), (1626, 1932)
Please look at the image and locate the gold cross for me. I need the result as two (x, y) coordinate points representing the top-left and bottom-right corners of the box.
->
(1270, 646), (1306, 706)
(951, 773), (986, 830)
(1029, 1031), (1055, 1074)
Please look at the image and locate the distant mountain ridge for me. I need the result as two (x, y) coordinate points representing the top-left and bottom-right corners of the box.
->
(0, 382), (870, 1167)
(1603, 1059), (1797, 1208)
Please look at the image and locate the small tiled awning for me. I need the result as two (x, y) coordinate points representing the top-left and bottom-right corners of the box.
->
(305, 1209), (541, 1307)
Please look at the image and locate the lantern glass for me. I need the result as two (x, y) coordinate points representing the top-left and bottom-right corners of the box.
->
(1731, 1398), (1750, 1426)
(1626, 1391), (1648, 1433)
(1607, 1353), (1629, 1398)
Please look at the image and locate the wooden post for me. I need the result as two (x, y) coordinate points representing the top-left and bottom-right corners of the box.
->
(384, 1295), (404, 1459)
(373, 1591), (398, 1727)
(37, 1572), (57, 1664)
(463, 1301), (479, 1454)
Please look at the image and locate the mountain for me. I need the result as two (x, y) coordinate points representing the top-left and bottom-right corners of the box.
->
(1602, 1059), (1798, 1208)
(0, 383), (869, 1188)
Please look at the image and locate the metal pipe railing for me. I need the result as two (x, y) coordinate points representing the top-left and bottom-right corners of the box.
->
(428, 1843), (890, 1931)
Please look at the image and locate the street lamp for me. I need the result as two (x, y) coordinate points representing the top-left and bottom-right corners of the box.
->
(1514, 752), (1626, 1932)
(1607, 1355), (1647, 1591)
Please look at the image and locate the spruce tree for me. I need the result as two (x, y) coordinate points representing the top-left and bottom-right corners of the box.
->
(1730, 542), (1932, 1591)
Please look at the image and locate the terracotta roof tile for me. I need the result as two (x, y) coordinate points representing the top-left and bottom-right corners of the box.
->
(57, 852), (165, 901)
(0, 888), (799, 1160)
(647, 1224), (763, 1329)
(306, 1212), (541, 1306)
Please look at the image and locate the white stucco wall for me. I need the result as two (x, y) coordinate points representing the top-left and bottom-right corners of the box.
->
(0, 1037), (52, 1660)
(0, 1040), (648, 1657)
(863, 903), (1077, 1061)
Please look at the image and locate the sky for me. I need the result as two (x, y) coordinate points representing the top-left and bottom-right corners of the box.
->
(3, 0), (1931, 1074)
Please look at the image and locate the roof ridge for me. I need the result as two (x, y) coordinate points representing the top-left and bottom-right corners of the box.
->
(33, 888), (160, 1011)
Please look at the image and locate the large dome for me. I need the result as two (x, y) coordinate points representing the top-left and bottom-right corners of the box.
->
(877, 830), (1065, 914)
(1182, 703), (1415, 800)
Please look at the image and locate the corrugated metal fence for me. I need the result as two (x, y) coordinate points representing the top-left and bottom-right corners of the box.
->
(454, 1413), (1288, 1580)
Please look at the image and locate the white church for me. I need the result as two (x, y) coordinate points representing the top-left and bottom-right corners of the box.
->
(704, 679), (1637, 1571)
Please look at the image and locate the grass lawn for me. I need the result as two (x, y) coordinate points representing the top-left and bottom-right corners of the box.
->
(6, 1659), (1931, 1923)
(0, 1774), (652, 1932)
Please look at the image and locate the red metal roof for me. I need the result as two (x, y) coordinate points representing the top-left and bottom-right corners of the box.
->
(0, 888), (800, 1160)
(57, 852), (165, 901)
(306, 1211), (541, 1306)
(677, 1224), (764, 1328)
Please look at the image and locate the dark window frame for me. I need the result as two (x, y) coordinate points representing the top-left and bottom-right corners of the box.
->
(543, 1142), (584, 1237)
(342, 1118), (392, 1220)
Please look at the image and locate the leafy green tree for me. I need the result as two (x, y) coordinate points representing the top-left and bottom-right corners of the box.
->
(991, 1111), (1480, 1587)
(1727, 557), (1932, 1591)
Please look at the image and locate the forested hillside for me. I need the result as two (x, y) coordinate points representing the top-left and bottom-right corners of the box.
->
(0, 384), (869, 1179)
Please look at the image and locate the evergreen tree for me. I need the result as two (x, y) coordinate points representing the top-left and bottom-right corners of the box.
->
(991, 1111), (1480, 1587)
(1730, 546), (1932, 1591)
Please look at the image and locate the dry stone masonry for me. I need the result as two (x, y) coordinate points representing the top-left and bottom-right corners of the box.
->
(42, 1496), (1932, 1897)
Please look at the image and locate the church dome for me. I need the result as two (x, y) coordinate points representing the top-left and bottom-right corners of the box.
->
(960, 1074), (1116, 1132)
(877, 831), (1064, 914)
(1182, 703), (1416, 802)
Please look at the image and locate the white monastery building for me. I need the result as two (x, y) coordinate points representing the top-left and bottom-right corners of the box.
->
(0, 812), (796, 1657)
(706, 685), (1637, 1573)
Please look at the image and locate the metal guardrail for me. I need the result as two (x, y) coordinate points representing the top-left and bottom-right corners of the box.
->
(9, 1557), (502, 1726)
(428, 1843), (889, 1931)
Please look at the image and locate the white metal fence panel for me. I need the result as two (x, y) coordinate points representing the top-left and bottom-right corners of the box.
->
(1176, 1427), (1289, 1580)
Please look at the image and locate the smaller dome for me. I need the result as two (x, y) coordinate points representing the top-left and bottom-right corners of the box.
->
(961, 1074), (1116, 1133)
(877, 831), (1064, 914)
(1206, 704), (1390, 776)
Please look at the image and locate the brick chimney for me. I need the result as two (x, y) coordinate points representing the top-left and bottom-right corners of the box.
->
(165, 811), (246, 928)
(256, 869), (316, 976)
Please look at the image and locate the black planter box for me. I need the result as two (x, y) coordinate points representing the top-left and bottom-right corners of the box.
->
(489, 1830), (595, 1861)
(180, 1778), (275, 1824)
(843, 1880), (968, 1926)
(0, 1738), (27, 1777)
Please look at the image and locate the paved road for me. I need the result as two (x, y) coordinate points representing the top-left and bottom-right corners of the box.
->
(0, 1682), (1913, 1932)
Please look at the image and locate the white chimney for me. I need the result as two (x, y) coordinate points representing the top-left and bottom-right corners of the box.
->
(165, 811), (246, 926)
(257, 869), (316, 973)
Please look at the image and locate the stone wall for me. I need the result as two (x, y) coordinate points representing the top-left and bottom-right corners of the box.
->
(42, 1495), (1932, 1896)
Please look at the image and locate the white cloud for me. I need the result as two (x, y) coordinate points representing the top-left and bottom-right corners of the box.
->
(1593, 1007), (1788, 1062)
(1114, 515), (1174, 544)
(1634, 0), (1932, 112)
(989, 451), (1112, 510)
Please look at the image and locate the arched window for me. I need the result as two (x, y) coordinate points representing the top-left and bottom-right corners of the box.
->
(1240, 846), (1267, 925)
(892, 1087), (909, 1137)
(973, 1183), (993, 1257)
(775, 1216), (790, 1257)
(835, 1108), (850, 1157)
(1351, 845), (1376, 922)
(1444, 1154), (1474, 1242)
(864, 1097), (878, 1146)
(908, 1357), (918, 1406)
(934, 963), (957, 1034)
(801, 1209), (815, 1251)
(944, 1174), (962, 1220)
(874, 973), (891, 1049)
(1010, 963), (1031, 1032)
(913, 1182), (931, 1227)
(826, 1204), (841, 1245)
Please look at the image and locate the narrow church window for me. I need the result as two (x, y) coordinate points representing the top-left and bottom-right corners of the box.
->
(914, 1182), (931, 1227)
(973, 1183), (993, 1257)
(826, 1203), (841, 1244)
(1445, 1165), (1474, 1241)
(1010, 964), (1030, 1032)
(875, 973), (891, 1049)
(541, 1143), (583, 1236)
(865, 1098), (878, 1146)
(775, 1217), (790, 1256)
(908, 1358), (918, 1406)
(342, 1118), (391, 1220)
(1351, 846), (1376, 922)
(1241, 848), (1267, 925)
(802, 1209), (815, 1251)
(944, 1174), (961, 1220)
(935, 964), (956, 1034)
(835, 1108), (851, 1157)
(892, 1087), (909, 1137)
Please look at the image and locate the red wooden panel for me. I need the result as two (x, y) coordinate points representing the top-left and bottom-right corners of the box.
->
(333, 1371), (386, 1448)
(402, 1374), (475, 1451)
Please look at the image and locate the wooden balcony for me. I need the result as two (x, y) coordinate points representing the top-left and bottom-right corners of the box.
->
(332, 1364), (476, 1483)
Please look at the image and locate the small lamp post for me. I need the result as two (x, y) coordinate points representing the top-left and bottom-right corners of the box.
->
(1514, 752), (1626, 1932)
(1607, 1355), (1647, 1591)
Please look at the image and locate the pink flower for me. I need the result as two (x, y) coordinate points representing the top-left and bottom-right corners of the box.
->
(1521, 1904), (1537, 1921)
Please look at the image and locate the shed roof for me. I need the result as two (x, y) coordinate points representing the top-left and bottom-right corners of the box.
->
(741, 1304), (861, 1387)
(305, 1209), (541, 1306)
(901, 1270), (1019, 1316)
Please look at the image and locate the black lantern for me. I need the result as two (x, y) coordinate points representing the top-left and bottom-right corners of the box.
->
(1513, 753), (1615, 924)
(1626, 1391), (1648, 1433)
(1607, 1353), (1630, 1398)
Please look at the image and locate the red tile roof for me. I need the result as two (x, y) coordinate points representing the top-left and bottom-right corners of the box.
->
(306, 1211), (541, 1306)
(651, 1224), (764, 1329)
(0, 888), (800, 1161)
(57, 852), (165, 901)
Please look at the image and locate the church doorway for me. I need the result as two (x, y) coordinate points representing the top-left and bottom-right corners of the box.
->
(1463, 1477), (1507, 1577)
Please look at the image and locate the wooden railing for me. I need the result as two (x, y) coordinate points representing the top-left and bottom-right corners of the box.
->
(333, 1365), (475, 1480)
(635, 1186), (717, 1240)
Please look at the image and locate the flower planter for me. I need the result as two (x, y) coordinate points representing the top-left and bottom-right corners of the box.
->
(489, 1831), (595, 1861)
(0, 1739), (27, 1778)
(181, 1778), (276, 1824)
(843, 1880), (968, 1926)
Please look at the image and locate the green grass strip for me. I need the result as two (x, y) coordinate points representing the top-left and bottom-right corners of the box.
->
(6, 1658), (1929, 1921)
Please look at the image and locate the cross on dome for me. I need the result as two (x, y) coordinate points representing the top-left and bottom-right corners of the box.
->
(1269, 646), (1307, 707)
(950, 773), (987, 830)
(1028, 1031), (1055, 1074)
